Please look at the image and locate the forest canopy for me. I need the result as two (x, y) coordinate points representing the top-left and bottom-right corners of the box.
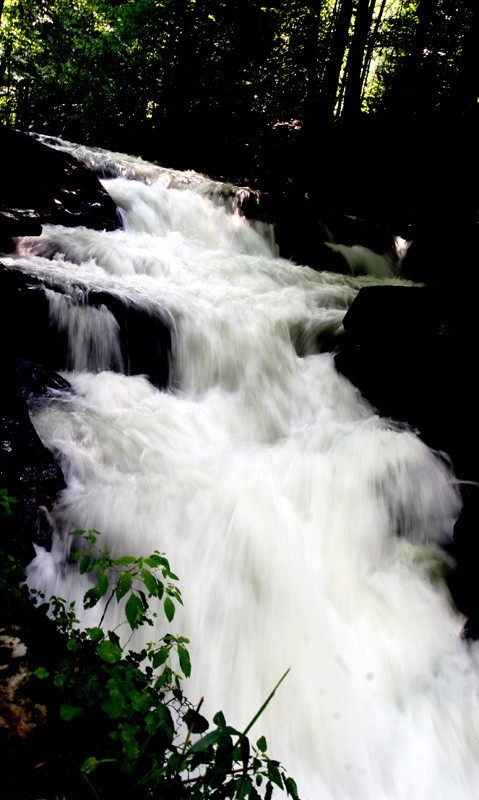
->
(0, 0), (477, 179)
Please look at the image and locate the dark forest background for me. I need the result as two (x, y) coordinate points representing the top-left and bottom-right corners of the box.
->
(0, 0), (477, 198)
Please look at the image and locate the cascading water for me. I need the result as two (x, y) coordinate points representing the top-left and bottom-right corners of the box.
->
(5, 140), (479, 800)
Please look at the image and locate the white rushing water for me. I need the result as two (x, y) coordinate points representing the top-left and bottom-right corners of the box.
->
(6, 140), (479, 799)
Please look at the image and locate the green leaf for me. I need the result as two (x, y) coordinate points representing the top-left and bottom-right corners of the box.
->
(115, 571), (132, 601)
(144, 554), (164, 568)
(152, 647), (169, 669)
(82, 756), (117, 775)
(285, 776), (299, 798)
(70, 529), (87, 536)
(112, 556), (136, 566)
(240, 735), (250, 771)
(66, 638), (82, 652)
(60, 703), (83, 721)
(235, 777), (253, 800)
(164, 596), (175, 622)
(86, 626), (104, 643)
(102, 688), (125, 718)
(83, 587), (100, 609)
(125, 593), (144, 630)
(188, 726), (239, 754)
(243, 668), (290, 737)
(97, 639), (122, 663)
(183, 709), (209, 734)
(256, 736), (267, 753)
(141, 568), (158, 597)
(96, 571), (109, 597)
(178, 644), (191, 678)
(213, 710), (226, 726)
(33, 666), (49, 679)
(131, 691), (152, 713)
(267, 761), (284, 790)
(79, 553), (92, 574)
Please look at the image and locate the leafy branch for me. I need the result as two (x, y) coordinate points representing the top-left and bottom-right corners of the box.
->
(26, 527), (300, 799)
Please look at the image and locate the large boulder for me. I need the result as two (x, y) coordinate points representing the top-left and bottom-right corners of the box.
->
(0, 353), (67, 562)
(0, 126), (120, 251)
(334, 284), (479, 635)
(0, 266), (172, 390)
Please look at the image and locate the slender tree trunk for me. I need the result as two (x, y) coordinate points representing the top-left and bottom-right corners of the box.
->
(360, 0), (387, 96)
(318, 0), (354, 122)
(0, 38), (12, 89)
(341, 0), (375, 121)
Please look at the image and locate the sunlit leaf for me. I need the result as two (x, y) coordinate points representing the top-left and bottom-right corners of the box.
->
(86, 626), (104, 643)
(164, 596), (175, 622)
(178, 644), (191, 677)
(115, 570), (132, 601)
(141, 568), (158, 597)
(152, 647), (169, 669)
(125, 592), (144, 629)
(112, 556), (136, 566)
(97, 639), (122, 663)
(33, 666), (49, 679)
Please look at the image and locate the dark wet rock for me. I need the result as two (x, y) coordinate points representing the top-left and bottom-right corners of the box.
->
(0, 125), (120, 251)
(0, 210), (42, 253)
(15, 360), (71, 403)
(0, 355), (67, 561)
(0, 267), (67, 372)
(87, 289), (172, 389)
(400, 218), (479, 288)
(0, 265), (172, 390)
(0, 558), (71, 799)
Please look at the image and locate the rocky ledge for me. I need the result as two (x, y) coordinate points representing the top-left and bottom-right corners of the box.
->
(335, 284), (479, 637)
(0, 126), (120, 252)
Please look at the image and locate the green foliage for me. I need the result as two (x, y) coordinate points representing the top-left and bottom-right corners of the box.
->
(27, 528), (299, 799)
(0, 487), (19, 516)
(0, 490), (29, 613)
(1, 0), (475, 164)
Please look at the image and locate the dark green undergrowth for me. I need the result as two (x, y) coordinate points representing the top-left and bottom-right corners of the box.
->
(0, 492), (300, 800)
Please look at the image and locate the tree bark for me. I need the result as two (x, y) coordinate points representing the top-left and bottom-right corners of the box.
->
(341, 0), (375, 121)
(318, 0), (354, 122)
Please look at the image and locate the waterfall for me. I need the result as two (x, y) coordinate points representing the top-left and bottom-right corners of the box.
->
(6, 140), (479, 800)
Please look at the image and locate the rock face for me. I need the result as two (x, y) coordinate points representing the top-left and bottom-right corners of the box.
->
(0, 267), (172, 559)
(0, 556), (69, 800)
(0, 126), (120, 251)
(335, 285), (479, 635)
(0, 351), (68, 562)
(1, 267), (172, 390)
(0, 130), (174, 558)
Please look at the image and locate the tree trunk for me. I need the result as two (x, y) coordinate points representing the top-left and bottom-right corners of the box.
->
(318, 0), (354, 122)
(360, 0), (387, 97)
(341, 0), (375, 121)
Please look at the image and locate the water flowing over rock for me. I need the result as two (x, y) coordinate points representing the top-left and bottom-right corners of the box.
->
(335, 284), (479, 637)
(2, 135), (479, 800)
